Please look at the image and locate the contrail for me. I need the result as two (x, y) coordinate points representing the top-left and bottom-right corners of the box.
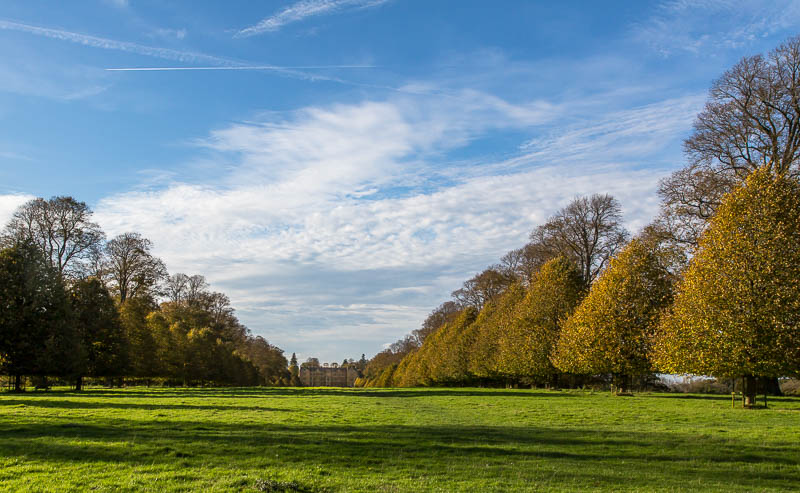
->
(0, 19), (233, 66)
(106, 65), (377, 71)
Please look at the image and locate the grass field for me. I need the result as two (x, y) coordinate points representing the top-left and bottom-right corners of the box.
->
(0, 387), (799, 492)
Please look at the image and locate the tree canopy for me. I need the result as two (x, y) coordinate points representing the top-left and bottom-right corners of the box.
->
(654, 168), (800, 405)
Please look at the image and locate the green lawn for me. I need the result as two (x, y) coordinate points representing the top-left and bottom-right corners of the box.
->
(0, 387), (798, 492)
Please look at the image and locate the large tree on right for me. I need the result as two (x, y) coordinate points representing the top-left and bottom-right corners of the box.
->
(654, 168), (800, 407)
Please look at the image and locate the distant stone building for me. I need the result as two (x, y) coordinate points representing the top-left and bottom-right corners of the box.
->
(299, 365), (359, 387)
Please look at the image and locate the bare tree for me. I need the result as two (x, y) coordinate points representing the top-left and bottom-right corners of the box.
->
(164, 273), (209, 304)
(451, 267), (514, 309)
(390, 334), (420, 354)
(686, 36), (800, 179)
(104, 232), (167, 302)
(186, 274), (209, 303)
(499, 242), (553, 284)
(530, 194), (628, 286)
(165, 273), (190, 303)
(2, 196), (104, 278)
(662, 35), (800, 246)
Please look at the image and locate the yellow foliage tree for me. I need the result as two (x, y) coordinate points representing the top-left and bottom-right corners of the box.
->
(552, 237), (674, 392)
(653, 168), (800, 406)
(496, 257), (584, 384)
(392, 307), (478, 386)
(467, 283), (527, 381)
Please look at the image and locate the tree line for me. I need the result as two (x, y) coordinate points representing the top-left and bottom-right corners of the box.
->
(0, 198), (289, 391)
(360, 36), (800, 407)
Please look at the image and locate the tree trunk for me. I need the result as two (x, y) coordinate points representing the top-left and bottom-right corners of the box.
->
(14, 374), (22, 392)
(613, 374), (629, 394)
(75, 375), (83, 391)
(758, 377), (783, 396)
(744, 375), (758, 407)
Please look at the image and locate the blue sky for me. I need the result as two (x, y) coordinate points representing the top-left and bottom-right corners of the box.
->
(1, 0), (799, 363)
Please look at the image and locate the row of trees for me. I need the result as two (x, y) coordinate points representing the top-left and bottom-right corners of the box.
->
(362, 36), (800, 406)
(0, 198), (289, 391)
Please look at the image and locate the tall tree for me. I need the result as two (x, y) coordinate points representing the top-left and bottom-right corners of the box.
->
(654, 168), (800, 406)
(530, 194), (628, 286)
(2, 196), (104, 279)
(552, 237), (675, 393)
(0, 243), (73, 391)
(104, 232), (167, 302)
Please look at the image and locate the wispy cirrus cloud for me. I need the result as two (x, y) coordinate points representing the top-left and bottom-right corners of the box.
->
(94, 90), (689, 360)
(0, 19), (233, 66)
(0, 19), (380, 90)
(633, 0), (800, 57)
(235, 0), (391, 37)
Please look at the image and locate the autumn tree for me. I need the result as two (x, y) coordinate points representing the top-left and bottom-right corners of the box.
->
(496, 257), (584, 383)
(422, 307), (479, 385)
(2, 196), (104, 279)
(653, 168), (800, 406)
(466, 284), (526, 382)
(104, 232), (167, 302)
(238, 336), (289, 385)
(552, 237), (675, 393)
(530, 194), (628, 286)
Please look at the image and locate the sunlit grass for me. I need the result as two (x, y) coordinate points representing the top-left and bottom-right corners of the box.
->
(0, 387), (798, 491)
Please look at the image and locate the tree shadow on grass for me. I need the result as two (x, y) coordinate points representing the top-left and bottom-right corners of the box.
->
(15, 387), (580, 400)
(646, 393), (800, 403)
(1, 417), (798, 490)
(0, 398), (289, 412)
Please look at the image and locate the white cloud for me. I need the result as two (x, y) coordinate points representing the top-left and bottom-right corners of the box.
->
(235, 0), (390, 37)
(0, 194), (34, 229)
(94, 90), (692, 360)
